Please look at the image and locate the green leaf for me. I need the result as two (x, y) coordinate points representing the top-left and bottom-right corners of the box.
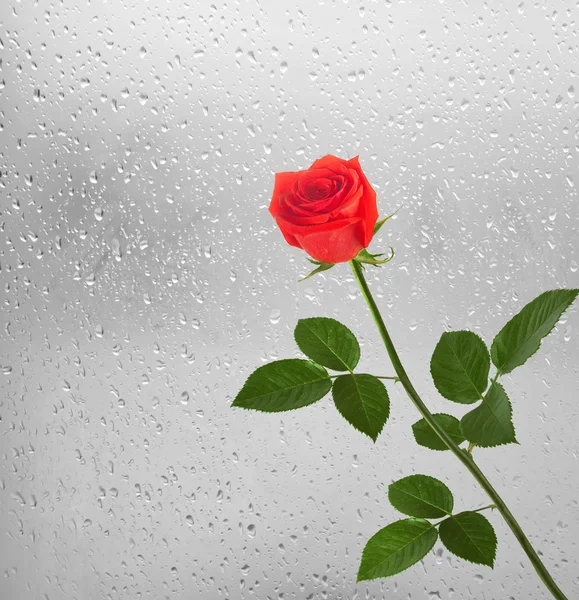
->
(430, 331), (490, 404)
(298, 258), (335, 282)
(411, 413), (466, 451)
(460, 382), (517, 448)
(491, 289), (579, 375)
(439, 511), (497, 567)
(357, 518), (438, 581)
(232, 359), (331, 412)
(332, 374), (390, 441)
(294, 317), (360, 371)
(388, 475), (454, 518)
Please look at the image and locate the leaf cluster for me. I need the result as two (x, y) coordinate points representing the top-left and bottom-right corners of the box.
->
(358, 474), (497, 581)
(233, 317), (391, 441)
(417, 290), (578, 450)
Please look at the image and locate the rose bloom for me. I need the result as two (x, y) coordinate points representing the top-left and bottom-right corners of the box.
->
(268, 154), (379, 264)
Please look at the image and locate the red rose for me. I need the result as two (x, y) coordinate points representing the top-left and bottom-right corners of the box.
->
(268, 154), (379, 264)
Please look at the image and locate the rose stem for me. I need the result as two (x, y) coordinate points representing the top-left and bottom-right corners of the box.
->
(349, 259), (569, 600)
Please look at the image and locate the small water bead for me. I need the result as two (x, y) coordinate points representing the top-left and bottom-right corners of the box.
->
(111, 238), (122, 262)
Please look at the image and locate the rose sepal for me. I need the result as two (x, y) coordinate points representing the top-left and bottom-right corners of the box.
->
(298, 258), (336, 282)
(352, 247), (395, 268)
(373, 208), (400, 235)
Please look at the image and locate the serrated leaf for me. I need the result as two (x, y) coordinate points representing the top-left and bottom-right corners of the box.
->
(439, 512), (497, 567)
(232, 359), (331, 412)
(388, 475), (454, 518)
(412, 413), (466, 451)
(357, 518), (438, 581)
(294, 317), (360, 371)
(430, 331), (490, 404)
(332, 374), (390, 441)
(491, 289), (579, 375)
(460, 382), (517, 448)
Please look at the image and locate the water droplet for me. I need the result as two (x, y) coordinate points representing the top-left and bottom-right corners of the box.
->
(11, 492), (26, 505)
(269, 309), (281, 324)
(111, 238), (122, 262)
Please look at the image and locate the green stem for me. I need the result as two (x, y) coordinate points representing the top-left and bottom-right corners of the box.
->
(349, 260), (568, 600)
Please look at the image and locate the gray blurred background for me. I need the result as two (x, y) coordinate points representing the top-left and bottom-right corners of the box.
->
(1, 0), (578, 598)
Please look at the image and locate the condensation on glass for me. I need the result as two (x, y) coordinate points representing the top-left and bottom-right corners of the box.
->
(1, 1), (577, 598)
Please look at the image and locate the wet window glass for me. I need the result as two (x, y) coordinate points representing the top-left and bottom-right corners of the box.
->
(1, 1), (577, 598)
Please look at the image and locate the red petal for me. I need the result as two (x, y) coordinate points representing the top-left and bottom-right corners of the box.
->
(292, 218), (364, 264)
(274, 218), (302, 249)
(269, 171), (299, 217)
(346, 156), (378, 246)
(309, 154), (346, 170)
